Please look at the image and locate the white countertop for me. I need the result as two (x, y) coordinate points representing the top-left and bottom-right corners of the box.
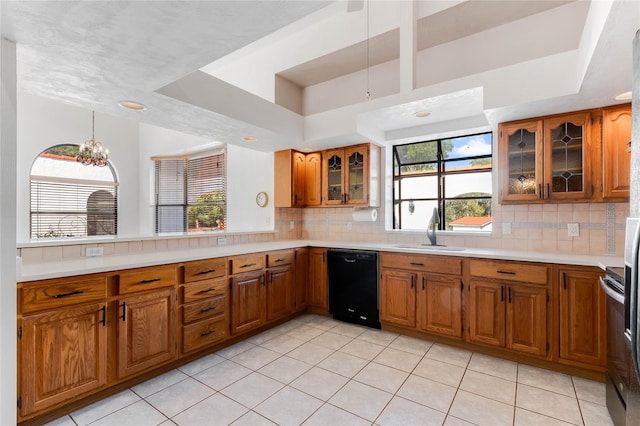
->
(18, 240), (624, 282)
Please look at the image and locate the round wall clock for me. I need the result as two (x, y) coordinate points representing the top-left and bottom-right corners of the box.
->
(256, 191), (269, 207)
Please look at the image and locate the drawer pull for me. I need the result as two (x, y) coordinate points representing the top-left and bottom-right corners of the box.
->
(240, 263), (257, 268)
(274, 258), (286, 263)
(101, 305), (106, 327)
(139, 278), (161, 284)
(120, 302), (126, 321)
(197, 288), (215, 294)
(196, 269), (217, 275)
(497, 270), (516, 275)
(53, 290), (84, 298)
(200, 330), (216, 337)
(410, 262), (425, 267)
(200, 306), (216, 313)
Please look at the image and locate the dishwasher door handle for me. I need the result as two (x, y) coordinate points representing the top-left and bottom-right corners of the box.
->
(343, 258), (357, 263)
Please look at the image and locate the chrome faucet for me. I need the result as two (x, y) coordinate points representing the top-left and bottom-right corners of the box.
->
(427, 207), (440, 246)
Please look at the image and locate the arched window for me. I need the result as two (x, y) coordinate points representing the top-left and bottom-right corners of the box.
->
(30, 144), (118, 239)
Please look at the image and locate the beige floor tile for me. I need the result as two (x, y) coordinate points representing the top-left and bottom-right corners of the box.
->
(388, 335), (433, 356)
(290, 366), (349, 400)
(70, 390), (141, 426)
(573, 376), (606, 405)
(309, 331), (353, 350)
(285, 324), (327, 341)
(353, 362), (409, 394)
(467, 353), (517, 382)
(178, 353), (226, 376)
(146, 378), (215, 418)
(330, 322), (368, 338)
(231, 410), (277, 426)
(516, 383), (583, 425)
(43, 415), (75, 426)
(376, 396), (446, 426)
(443, 415), (477, 426)
(172, 393), (248, 426)
(216, 341), (256, 359)
(425, 343), (472, 368)
(580, 399), (615, 426)
(258, 355), (312, 384)
(339, 339), (385, 361)
(90, 400), (167, 426)
(302, 403), (371, 426)
(517, 364), (575, 397)
(318, 351), (369, 378)
(192, 360), (252, 391)
(449, 389), (514, 426)
(514, 408), (575, 426)
(397, 375), (457, 413)
(132, 369), (188, 398)
(305, 315), (341, 331)
(220, 372), (283, 408)
(287, 342), (335, 365)
(329, 381), (393, 422)
(255, 386), (323, 425)
(247, 327), (284, 345)
(413, 357), (466, 387)
(259, 334), (306, 354)
(459, 370), (516, 405)
(356, 328), (398, 346)
(373, 347), (422, 373)
(230, 346), (281, 370)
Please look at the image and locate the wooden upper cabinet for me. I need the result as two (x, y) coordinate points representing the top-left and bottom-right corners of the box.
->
(323, 148), (346, 205)
(274, 149), (321, 207)
(499, 111), (593, 203)
(602, 103), (631, 200)
(322, 143), (380, 207)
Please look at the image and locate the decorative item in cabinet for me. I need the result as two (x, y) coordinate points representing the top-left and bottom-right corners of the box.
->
(274, 149), (321, 207)
(181, 258), (228, 354)
(499, 111), (592, 203)
(602, 103), (631, 200)
(322, 143), (380, 207)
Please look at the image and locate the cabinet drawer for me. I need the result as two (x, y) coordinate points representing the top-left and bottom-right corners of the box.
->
(229, 254), (266, 275)
(183, 296), (226, 324)
(267, 250), (294, 267)
(469, 259), (548, 285)
(21, 276), (106, 314)
(183, 317), (227, 353)
(118, 265), (176, 294)
(184, 258), (226, 283)
(183, 277), (226, 303)
(381, 252), (462, 275)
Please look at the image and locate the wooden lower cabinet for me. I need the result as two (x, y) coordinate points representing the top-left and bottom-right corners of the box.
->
(116, 287), (176, 379)
(468, 280), (547, 357)
(266, 265), (294, 322)
(294, 248), (309, 311)
(20, 302), (107, 417)
(230, 271), (265, 335)
(558, 267), (606, 367)
(380, 269), (416, 327)
(418, 274), (462, 338)
(308, 248), (328, 309)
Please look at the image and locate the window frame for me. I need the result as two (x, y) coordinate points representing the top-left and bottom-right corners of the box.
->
(392, 131), (493, 231)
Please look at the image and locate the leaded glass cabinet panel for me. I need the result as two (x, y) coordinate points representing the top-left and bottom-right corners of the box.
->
(345, 145), (369, 205)
(323, 149), (344, 205)
(499, 120), (544, 203)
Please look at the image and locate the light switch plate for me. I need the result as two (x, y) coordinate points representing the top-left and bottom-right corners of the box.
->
(568, 223), (580, 237)
(85, 247), (103, 257)
(289, 221), (295, 230)
(502, 222), (512, 235)
(217, 237), (227, 246)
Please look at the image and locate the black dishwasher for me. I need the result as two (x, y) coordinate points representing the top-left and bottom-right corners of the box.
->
(328, 249), (380, 329)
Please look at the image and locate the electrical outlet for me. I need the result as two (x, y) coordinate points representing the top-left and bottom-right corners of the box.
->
(85, 247), (103, 257)
(347, 221), (353, 231)
(502, 222), (512, 235)
(289, 221), (295, 230)
(568, 223), (580, 237)
(217, 237), (227, 246)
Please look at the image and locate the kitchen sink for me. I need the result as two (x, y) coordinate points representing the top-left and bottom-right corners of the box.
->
(393, 244), (466, 252)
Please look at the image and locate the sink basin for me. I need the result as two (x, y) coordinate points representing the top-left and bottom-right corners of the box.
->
(394, 244), (466, 252)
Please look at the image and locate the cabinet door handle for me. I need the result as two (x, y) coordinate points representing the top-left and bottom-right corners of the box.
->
(200, 306), (216, 313)
(501, 286), (504, 302)
(120, 302), (126, 322)
(240, 263), (256, 268)
(508, 287), (512, 303)
(410, 275), (414, 289)
(140, 278), (161, 284)
(538, 184), (543, 199)
(53, 290), (84, 298)
(261, 275), (265, 286)
(410, 262), (425, 267)
(422, 277), (425, 290)
(200, 330), (215, 337)
(547, 183), (551, 199)
(196, 269), (216, 275)
(269, 272), (273, 283)
(563, 272), (567, 290)
(101, 305), (106, 327)
(197, 288), (215, 294)
(497, 270), (516, 275)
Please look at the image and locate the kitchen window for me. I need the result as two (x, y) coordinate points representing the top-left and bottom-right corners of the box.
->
(30, 144), (118, 239)
(154, 150), (226, 233)
(393, 132), (493, 232)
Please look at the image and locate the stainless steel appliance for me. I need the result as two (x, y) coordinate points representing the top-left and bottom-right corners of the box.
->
(327, 249), (380, 329)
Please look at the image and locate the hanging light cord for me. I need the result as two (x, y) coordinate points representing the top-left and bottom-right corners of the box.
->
(366, 0), (371, 101)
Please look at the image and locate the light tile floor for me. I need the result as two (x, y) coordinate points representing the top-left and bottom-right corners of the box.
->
(45, 314), (614, 426)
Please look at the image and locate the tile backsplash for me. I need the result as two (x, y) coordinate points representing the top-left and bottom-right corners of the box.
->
(18, 202), (629, 264)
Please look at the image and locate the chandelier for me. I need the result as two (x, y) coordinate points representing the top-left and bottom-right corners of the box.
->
(77, 111), (109, 167)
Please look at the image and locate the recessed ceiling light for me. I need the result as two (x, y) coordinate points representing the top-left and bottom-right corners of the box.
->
(615, 91), (632, 101)
(118, 101), (146, 111)
(242, 136), (257, 142)
(415, 111), (431, 118)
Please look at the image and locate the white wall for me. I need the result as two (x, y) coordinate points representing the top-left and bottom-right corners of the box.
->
(17, 93), (140, 242)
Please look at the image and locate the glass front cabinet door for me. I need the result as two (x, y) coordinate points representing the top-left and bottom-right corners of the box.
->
(323, 149), (345, 205)
(322, 145), (370, 205)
